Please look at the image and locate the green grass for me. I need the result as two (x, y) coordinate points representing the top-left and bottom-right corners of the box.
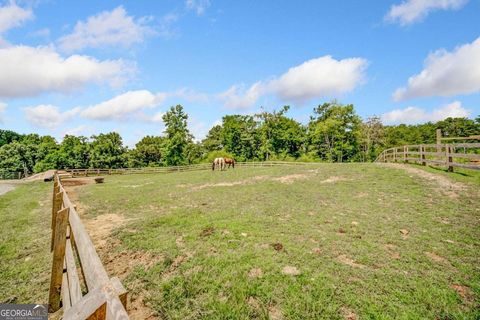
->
(74, 163), (480, 319)
(0, 181), (52, 304)
(1, 164), (478, 319)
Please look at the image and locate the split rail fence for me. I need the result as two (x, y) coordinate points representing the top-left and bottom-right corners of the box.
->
(49, 173), (129, 319)
(375, 143), (480, 171)
(61, 161), (319, 177)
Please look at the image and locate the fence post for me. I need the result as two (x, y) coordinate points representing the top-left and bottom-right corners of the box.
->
(49, 207), (70, 313)
(420, 145), (426, 166)
(447, 145), (453, 172)
(404, 146), (408, 163)
(393, 149), (396, 162)
(51, 191), (63, 251)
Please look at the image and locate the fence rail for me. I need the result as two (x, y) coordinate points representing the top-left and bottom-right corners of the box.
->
(61, 161), (320, 177)
(375, 143), (480, 171)
(0, 171), (23, 180)
(49, 173), (129, 319)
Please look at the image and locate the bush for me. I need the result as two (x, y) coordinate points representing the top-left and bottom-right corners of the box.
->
(203, 150), (236, 163)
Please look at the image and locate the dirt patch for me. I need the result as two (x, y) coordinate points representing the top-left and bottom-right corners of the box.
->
(340, 307), (358, 320)
(248, 268), (263, 279)
(0, 183), (15, 196)
(281, 266), (301, 276)
(84, 213), (130, 248)
(399, 229), (409, 239)
(273, 173), (309, 184)
(378, 163), (466, 198)
(61, 177), (95, 187)
(268, 305), (285, 320)
(424, 252), (448, 264)
(337, 255), (365, 268)
(191, 175), (269, 190)
(451, 284), (474, 303)
(200, 227), (215, 237)
(321, 176), (349, 184)
(272, 243), (284, 251)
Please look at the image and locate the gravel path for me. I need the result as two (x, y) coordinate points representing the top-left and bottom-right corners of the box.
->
(0, 183), (15, 196)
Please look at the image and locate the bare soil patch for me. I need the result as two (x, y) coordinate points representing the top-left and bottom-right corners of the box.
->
(378, 163), (466, 197)
(337, 255), (366, 269)
(272, 173), (309, 184)
(281, 266), (300, 276)
(321, 176), (349, 184)
(450, 284), (474, 304)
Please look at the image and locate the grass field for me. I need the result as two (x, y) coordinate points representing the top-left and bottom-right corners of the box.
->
(1, 163), (479, 319)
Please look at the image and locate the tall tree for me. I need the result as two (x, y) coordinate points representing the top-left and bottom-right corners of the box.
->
(89, 132), (127, 168)
(162, 105), (192, 166)
(221, 115), (260, 161)
(256, 106), (305, 160)
(129, 136), (165, 167)
(360, 116), (385, 162)
(307, 101), (362, 162)
(202, 125), (223, 152)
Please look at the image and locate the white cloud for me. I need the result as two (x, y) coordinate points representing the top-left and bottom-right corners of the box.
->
(169, 87), (209, 103)
(0, 45), (131, 98)
(62, 124), (95, 138)
(24, 104), (80, 129)
(0, 2), (33, 34)
(58, 6), (154, 52)
(218, 56), (368, 109)
(394, 37), (480, 101)
(0, 102), (6, 123)
(81, 90), (166, 121)
(30, 28), (50, 38)
(186, 0), (211, 15)
(218, 82), (263, 110)
(381, 101), (470, 124)
(385, 0), (468, 25)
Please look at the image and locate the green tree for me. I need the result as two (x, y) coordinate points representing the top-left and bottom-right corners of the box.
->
(162, 105), (192, 166)
(129, 136), (165, 167)
(89, 132), (127, 168)
(360, 116), (385, 162)
(0, 129), (22, 147)
(307, 102), (362, 162)
(221, 115), (260, 161)
(256, 106), (305, 160)
(202, 125), (223, 152)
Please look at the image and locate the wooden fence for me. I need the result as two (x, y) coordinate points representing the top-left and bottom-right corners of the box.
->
(62, 161), (320, 177)
(0, 171), (23, 180)
(375, 143), (480, 171)
(49, 173), (129, 319)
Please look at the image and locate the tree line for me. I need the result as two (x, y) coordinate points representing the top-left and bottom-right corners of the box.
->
(1, 102), (479, 174)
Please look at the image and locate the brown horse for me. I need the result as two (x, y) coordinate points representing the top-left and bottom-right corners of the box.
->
(224, 157), (235, 169)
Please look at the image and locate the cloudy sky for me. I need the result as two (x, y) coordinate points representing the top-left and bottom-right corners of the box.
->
(0, 0), (479, 145)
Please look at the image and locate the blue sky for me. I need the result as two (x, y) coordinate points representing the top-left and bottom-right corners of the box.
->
(0, 0), (479, 146)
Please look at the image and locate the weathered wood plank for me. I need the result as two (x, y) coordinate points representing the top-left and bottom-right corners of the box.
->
(65, 238), (83, 305)
(49, 207), (69, 313)
(61, 271), (71, 312)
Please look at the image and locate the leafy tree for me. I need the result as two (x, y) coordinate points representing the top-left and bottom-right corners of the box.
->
(202, 125), (223, 152)
(221, 115), (260, 161)
(162, 105), (192, 166)
(436, 117), (480, 138)
(129, 136), (165, 167)
(307, 101), (361, 162)
(0, 129), (22, 147)
(256, 106), (305, 160)
(0, 142), (30, 173)
(89, 132), (127, 168)
(360, 116), (385, 161)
